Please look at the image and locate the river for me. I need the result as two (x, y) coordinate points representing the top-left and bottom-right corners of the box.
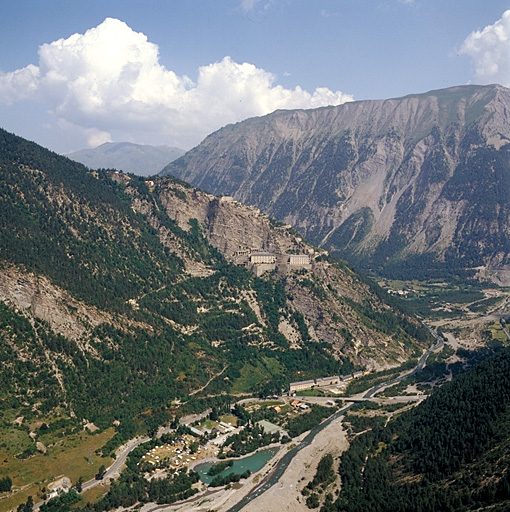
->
(224, 332), (443, 512)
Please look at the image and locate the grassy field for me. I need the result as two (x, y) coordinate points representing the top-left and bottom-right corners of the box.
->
(219, 414), (238, 426)
(486, 322), (509, 342)
(80, 481), (111, 506)
(230, 363), (267, 393)
(231, 357), (283, 394)
(0, 428), (115, 512)
(296, 389), (323, 397)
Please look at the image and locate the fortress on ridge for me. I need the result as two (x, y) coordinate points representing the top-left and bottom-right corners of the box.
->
(233, 249), (313, 276)
(162, 84), (510, 286)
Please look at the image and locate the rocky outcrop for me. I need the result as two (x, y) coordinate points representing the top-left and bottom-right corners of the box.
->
(162, 84), (510, 279)
(146, 178), (426, 368)
(156, 187), (308, 259)
(0, 266), (104, 341)
(0, 125), (432, 429)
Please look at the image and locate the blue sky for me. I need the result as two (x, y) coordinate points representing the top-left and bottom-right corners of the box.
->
(1, 0), (509, 153)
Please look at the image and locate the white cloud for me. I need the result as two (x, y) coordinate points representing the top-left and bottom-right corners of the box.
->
(0, 64), (40, 104)
(239, 0), (261, 12)
(0, 18), (352, 150)
(82, 127), (113, 148)
(460, 10), (510, 87)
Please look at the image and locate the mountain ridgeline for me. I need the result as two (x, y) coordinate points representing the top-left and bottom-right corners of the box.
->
(0, 128), (430, 429)
(67, 142), (185, 177)
(162, 84), (510, 283)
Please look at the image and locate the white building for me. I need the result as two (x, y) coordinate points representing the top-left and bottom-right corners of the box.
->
(289, 379), (316, 393)
(47, 477), (71, 499)
(315, 376), (340, 387)
(250, 252), (277, 264)
(288, 254), (310, 266)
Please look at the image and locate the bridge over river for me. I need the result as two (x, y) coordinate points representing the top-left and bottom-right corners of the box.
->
(224, 333), (443, 512)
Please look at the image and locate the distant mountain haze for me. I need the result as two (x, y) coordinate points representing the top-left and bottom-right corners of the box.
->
(68, 141), (185, 176)
(162, 84), (510, 284)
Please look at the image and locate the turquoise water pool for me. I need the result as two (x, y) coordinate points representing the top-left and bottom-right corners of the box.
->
(195, 447), (279, 484)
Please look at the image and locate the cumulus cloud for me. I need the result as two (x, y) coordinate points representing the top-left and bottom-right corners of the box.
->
(461, 10), (510, 87)
(0, 18), (352, 149)
(0, 65), (40, 104)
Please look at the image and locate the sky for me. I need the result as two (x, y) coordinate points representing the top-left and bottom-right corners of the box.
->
(1, 1), (510, 154)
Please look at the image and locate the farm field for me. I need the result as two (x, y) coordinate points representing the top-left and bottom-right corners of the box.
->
(0, 428), (115, 512)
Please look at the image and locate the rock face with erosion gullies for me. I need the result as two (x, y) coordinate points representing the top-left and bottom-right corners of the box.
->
(162, 84), (510, 280)
(146, 178), (430, 369)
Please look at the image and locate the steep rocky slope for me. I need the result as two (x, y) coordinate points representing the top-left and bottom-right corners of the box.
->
(162, 84), (510, 282)
(0, 128), (430, 429)
(143, 178), (430, 367)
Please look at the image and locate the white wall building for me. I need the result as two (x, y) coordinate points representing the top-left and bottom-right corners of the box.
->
(250, 252), (277, 264)
(288, 254), (310, 266)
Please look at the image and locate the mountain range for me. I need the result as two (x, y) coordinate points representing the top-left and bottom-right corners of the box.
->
(162, 84), (510, 284)
(67, 142), (184, 176)
(2, 81), (510, 512)
(0, 127), (429, 430)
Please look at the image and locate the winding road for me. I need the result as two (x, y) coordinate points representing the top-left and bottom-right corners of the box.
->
(81, 435), (150, 492)
(37, 328), (443, 512)
(224, 331), (443, 512)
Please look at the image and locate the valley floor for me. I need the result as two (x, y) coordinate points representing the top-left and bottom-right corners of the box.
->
(136, 413), (349, 512)
(20, 295), (508, 512)
(240, 414), (348, 512)
(95, 335), (443, 512)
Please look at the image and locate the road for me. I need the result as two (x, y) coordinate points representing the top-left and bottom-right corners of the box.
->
(224, 331), (443, 512)
(34, 328), (443, 512)
(80, 410), (213, 493)
(34, 439), (150, 511)
(223, 403), (355, 512)
(83, 329), (444, 512)
(81, 435), (150, 492)
(364, 328), (443, 399)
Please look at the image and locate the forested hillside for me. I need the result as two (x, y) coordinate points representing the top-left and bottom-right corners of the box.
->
(325, 348), (510, 512)
(0, 127), (430, 434)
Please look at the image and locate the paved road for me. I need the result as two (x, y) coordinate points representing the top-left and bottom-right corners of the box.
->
(80, 410), (212, 494)
(224, 330), (444, 512)
(34, 437), (150, 510)
(364, 331), (443, 399)
(35, 328), (443, 512)
(81, 435), (150, 492)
